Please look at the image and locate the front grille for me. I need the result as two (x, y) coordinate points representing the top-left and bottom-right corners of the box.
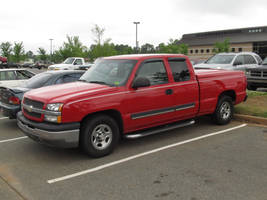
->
(250, 71), (261, 77)
(249, 70), (267, 78)
(24, 98), (44, 109)
(23, 98), (44, 119)
(24, 109), (41, 118)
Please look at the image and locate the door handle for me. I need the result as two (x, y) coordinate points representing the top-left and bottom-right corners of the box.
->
(165, 89), (173, 95)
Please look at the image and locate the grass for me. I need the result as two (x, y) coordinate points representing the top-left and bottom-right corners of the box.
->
(234, 90), (267, 118)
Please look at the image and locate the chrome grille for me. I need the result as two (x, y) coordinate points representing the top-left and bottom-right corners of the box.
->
(23, 98), (44, 119)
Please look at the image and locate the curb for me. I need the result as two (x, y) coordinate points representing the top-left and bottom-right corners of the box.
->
(234, 114), (267, 126)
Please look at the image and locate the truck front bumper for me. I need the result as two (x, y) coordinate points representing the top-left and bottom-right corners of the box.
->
(17, 112), (80, 148)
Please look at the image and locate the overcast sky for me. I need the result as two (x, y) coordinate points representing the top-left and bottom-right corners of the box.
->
(1, 0), (267, 53)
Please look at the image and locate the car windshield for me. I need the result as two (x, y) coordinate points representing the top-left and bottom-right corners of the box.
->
(79, 59), (137, 86)
(63, 58), (75, 64)
(262, 57), (267, 65)
(205, 55), (235, 64)
(23, 73), (53, 89)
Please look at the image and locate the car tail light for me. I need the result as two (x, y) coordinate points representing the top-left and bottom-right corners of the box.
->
(9, 96), (20, 105)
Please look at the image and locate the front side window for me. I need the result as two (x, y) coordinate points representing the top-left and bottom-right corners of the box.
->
(6, 71), (16, 80)
(136, 60), (168, 86)
(74, 59), (82, 65)
(234, 55), (245, 65)
(168, 58), (190, 82)
(80, 59), (137, 86)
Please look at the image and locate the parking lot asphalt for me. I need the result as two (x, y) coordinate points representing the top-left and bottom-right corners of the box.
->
(0, 114), (267, 200)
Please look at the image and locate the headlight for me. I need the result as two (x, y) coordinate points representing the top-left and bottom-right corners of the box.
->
(45, 103), (63, 123)
(46, 103), (63, 112)
(245, 71), (250, 75)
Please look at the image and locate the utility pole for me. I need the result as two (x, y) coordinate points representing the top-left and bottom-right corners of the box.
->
(133, 22), (140, 53)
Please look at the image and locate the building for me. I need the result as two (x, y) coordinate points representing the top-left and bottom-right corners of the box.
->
(179, 26), (267, 60)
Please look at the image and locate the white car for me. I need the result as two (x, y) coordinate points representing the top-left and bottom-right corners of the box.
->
(0, 69), (35, 88)
(194, 52), (262, 71)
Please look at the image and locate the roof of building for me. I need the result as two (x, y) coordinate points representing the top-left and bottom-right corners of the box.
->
(179, 26), (267, 46)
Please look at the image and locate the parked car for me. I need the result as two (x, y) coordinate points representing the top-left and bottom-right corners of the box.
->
(194, 52), (262, 71)
(0, 56), (7, 64)
(0, 70), (84, 119)
(246, 57), (267, 90)
(0, 69), (35, 88)
(48, 57), (87, 70)
(17, 54), (247, 158)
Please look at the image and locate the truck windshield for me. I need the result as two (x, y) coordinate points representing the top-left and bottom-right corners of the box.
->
(206, 55), (235, 64)
(63, 58), (75, 64)
(79, 59), (137, 86)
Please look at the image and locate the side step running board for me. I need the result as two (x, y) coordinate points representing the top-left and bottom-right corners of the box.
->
(124, 119), (195, 139)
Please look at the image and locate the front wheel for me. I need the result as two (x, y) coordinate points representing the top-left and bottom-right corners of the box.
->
(212, 96), (233, 125)
(80, 114), (120, 158)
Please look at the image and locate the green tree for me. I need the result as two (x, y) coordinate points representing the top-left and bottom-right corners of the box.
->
(91, 24), (105, 45)
(37, 48), (47, 61)
(12, 42), (25, 62)
(57, 35), (87, 60)
(89, 42), (117, 60)
(114, 44), (134, 55)
(213, 39), (230, 53)
(140, 43), (155, 53)
(0, 42), (13, 60)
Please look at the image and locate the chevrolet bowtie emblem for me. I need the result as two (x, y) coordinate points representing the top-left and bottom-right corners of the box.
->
(26, 105), (33, 112)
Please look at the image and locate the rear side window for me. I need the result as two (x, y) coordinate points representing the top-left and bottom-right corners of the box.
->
(244, 55), (256, 64)
(168, 58), (190, 82)
(136, 60), (168, 86)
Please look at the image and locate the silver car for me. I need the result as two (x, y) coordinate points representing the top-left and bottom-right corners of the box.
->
(194, 52), (262, 71)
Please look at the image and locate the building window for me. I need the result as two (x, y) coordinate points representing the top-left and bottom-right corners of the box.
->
(232, 48), (235, 52)
(206, 49), (210, 53)
(238, 48), (242, 52)
(201, 49), (204, 53)
(195, 49), (199, 54)
(190, 50), (193, 54)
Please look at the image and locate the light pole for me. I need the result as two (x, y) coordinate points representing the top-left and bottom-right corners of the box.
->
(49, 38), (53, 56)
(133, 22), (140, 53)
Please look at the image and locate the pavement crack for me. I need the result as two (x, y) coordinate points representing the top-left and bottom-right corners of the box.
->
(0, 173), (28, 200)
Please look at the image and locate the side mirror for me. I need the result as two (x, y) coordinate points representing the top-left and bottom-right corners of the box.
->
(132, 77), (150, 89)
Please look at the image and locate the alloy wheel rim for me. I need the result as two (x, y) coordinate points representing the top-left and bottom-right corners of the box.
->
(220, 102), (231, 120)
(91, 124), (112, 150)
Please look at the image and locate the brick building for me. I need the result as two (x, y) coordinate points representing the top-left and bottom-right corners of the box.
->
(179, 26), (267, 60)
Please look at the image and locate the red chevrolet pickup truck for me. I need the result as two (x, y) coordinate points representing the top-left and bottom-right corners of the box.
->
(17, 54), (247, 157)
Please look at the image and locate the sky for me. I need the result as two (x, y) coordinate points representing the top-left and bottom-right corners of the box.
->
(1, 0), (267, 54)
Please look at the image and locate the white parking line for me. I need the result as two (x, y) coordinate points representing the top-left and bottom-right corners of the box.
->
(0, 117), (9, 120)
(0, 136), (28, 143)
(47, 123), (247, 184)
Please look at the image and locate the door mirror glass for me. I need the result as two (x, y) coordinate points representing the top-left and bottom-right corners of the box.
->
(132, 77), (150, 89)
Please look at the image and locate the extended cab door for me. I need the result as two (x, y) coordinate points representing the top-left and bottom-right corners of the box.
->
(166, 57), (199, 120)
(125, 59), (176, 132)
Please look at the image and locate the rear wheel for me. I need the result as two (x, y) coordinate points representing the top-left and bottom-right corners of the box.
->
(80, 114), (120, 158)
(212, 96), (233, 125)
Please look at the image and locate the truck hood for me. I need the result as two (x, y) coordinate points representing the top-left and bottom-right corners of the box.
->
(48, 64), (73, 69)
(194, 63), (233, 69)
(24, 82), (116, 104)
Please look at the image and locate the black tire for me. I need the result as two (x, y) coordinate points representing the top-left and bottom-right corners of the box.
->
(247, 84), (257, 91)
(212, 96), (233, 125)
(80, 114), (120, 158)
